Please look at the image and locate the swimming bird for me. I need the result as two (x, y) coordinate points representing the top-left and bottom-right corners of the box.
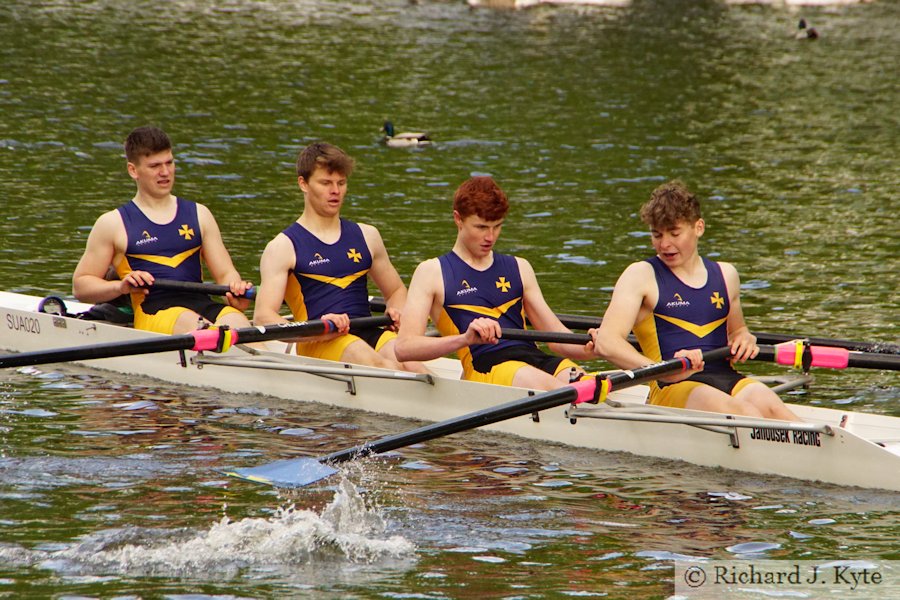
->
(796, 18), (819, 40)
(381, 121), (432, 148)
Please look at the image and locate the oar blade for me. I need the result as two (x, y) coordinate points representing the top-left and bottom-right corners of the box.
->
(224, 458), (338, 488)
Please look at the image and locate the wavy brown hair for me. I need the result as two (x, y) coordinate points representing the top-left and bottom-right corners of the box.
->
(640, 180), (701, 230)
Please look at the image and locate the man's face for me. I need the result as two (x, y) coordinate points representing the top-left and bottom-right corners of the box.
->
(128, 149), (175, 198)
(455, 211), (504, 259)
(299, 167), (348, 217)
(650, 218), (704, 269)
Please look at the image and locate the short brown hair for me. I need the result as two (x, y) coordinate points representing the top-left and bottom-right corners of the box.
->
(453, 176), (509, 221)
(124, 126), (171, 164)
(296, 142), (355, 180)
(640, 180), (701, 230)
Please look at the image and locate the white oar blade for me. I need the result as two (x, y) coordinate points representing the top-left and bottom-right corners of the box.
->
(225, 458), (338, 488)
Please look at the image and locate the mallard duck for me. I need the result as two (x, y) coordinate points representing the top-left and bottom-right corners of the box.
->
(381, 121), (432, 148)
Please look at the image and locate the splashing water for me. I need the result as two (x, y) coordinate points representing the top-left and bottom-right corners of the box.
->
(9, 478), (415, 579)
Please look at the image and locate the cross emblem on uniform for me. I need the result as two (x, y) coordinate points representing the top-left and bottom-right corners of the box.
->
(496, 277), (511, 292)
(178, 224), (195, 240)
(347, 248), (362, 263)
(710, 291), (725, 309)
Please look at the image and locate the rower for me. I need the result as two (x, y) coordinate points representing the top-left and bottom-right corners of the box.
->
(588, 180), (802, 421)
(394, 176), (595, 391)
(72, 126), (254, 336)
(252, 142), (427, 373)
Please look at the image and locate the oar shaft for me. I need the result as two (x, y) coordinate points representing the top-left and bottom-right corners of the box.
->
(752, 333), (899, 355)
(499, 329), (591, 345)
(149, 279), (257, 300)
(0, 315), (391, 369)
(320, 347), (729, 465)
(0, 335), (198, 368)
(232, 316), (391, 345)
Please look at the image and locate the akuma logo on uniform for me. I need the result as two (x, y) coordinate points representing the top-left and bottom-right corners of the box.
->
(456, 279), (479, 296)
(308, 252), (330, 267)
(135, 230), (159, 246)
(665, 292), (691, 309)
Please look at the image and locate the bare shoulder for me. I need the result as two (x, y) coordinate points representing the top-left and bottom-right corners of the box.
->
(194, 202), (223, 236)
(358, 222), (383, 239)
(358, 222), (388, 249)
(262, 231), (292, 254)
(716, 260), (739, 277)
(90, 208), (125, 237)
(412, 256), (441, 279)
(618, 260), (653, 283)
(513, 255), (536, 276)
(716, 261), (743, 296)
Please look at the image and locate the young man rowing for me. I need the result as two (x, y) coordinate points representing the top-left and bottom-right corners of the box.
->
(589, 180), (800, 420)
(73, 126), (253, 335)
(395, 176), (594, 390)
(253, 142), (426, 372)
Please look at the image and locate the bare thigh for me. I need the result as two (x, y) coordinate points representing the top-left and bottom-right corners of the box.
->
(511, 365), (569, 391)
(685, 384), (765, 417)
(735, 382), (802, 421)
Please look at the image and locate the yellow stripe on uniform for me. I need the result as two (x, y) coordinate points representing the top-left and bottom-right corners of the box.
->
(126, 246), (201, 269)
(447, 296), (522, 319)
(653, 313), (727, 339)
(297, 269), (370, 289)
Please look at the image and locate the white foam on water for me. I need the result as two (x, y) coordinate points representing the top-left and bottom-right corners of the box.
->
(32, 478), (415, 577)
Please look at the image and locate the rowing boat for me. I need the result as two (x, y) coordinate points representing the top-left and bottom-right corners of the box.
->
(1, 290), (898, 491)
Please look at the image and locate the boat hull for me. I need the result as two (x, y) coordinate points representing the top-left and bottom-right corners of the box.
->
(1, 291), (898, 491)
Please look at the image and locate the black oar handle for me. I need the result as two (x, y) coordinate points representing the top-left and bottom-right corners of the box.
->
(233, 315), (391, 345)
(148, 279), (257, 300)
(319, 347), (730, 466)
(499, 329), (590, 345)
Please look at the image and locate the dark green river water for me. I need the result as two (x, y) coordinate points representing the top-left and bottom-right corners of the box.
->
(0, 0), (897, 597)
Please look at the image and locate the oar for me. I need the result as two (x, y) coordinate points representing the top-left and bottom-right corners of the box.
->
(366, 296), (899, 354)
(497, 329), (900, 371)
(147, 279), (257, 300)
(757, 341), (900, 372)
(0, 316), (391, 369)
(223, 347), (731, 488)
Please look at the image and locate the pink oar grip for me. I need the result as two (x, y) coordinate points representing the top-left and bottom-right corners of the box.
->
(190, 329), (224, 351)
(774, 343), (849, 369)
(572, 377), (602, 404)
(810, 345), (849, 369)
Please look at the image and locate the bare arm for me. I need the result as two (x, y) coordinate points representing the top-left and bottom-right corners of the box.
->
(197, 203), (252, 310)
(720, 261), (758, 363)
(72, 210), (148, 303)
(591, 261), (703, 379)
(591, 262), (662, 369)
(516, 257), (595, 361)
(361, 223), (407, 329)
(394, 259), (499, 362)
(253, 234), (295, 326)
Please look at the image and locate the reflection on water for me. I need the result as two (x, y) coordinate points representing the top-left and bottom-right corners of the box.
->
(1, 0), (898, 596)
(2, 355), (899, 595)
